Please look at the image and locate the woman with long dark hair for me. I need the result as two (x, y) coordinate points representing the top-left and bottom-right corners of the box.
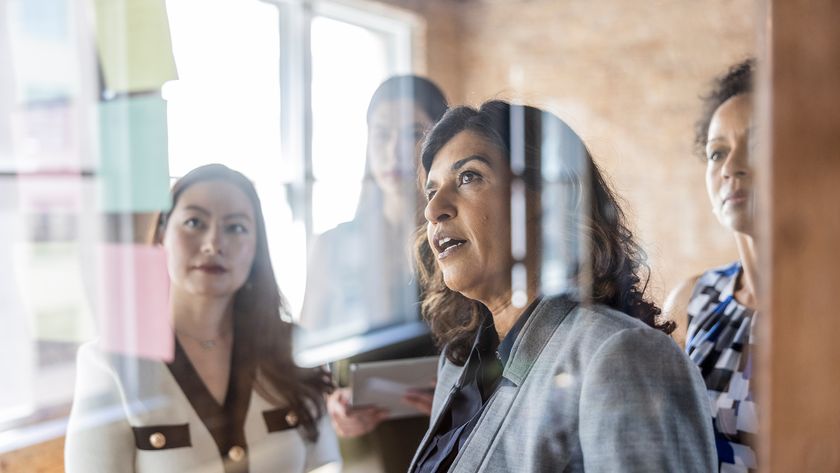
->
(66, 164), (339, 473)
(301, 76), (448, 437)
(301, 75), (447, 338)
(409, 101), (715, 472)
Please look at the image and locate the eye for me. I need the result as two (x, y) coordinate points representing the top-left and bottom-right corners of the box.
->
(227, 223), (248, 234)
(184, 217), (203, 229)
(458, 170), (481, 185)
(707, 149), (727, 162)
(425, 189), (437, 202)
(371, 128), (390, 142)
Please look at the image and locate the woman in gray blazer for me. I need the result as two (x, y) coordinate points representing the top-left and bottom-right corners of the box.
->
(65, 164), (340, 472)
(409, 101), (716, 472)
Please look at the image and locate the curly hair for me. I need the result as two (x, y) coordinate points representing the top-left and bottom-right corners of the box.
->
(414, 101), (673, 366)
(150, 164), (332, 442)
(694, 58), (755, 158)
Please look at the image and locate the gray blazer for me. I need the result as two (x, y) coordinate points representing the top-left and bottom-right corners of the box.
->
(409, 296), (716, 473)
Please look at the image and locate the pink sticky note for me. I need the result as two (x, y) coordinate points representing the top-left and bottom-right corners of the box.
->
(97, 243), (173, 362)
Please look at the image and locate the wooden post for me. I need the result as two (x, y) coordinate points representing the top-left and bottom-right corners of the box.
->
(760, 0), (840, 470)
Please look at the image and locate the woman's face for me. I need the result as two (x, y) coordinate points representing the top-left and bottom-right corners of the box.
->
(423, 130), (512, 302)
(163, 180), (258, 299)
(705, 93), (755, 235)
(368, 98), (434, 196)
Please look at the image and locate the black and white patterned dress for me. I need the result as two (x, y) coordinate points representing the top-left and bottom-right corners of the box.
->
(685, 261), (758, 473)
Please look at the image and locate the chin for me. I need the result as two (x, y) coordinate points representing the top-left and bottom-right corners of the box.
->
(188, 285), (237, 298)
(442, 270), (469, 295)
(443, 271), (490, 302)
(721, 214), (755, 236)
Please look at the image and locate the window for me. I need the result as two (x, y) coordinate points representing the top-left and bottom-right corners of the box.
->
(0, 0), (421, 446)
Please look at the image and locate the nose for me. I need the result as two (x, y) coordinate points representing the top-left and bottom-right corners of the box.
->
(379, 133), (399, 166)
(200, 224), (224, 255)
(424, 186), (456, 224)
(721, 139), (751, 179)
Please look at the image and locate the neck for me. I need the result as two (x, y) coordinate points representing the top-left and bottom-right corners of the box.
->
(734, 232), (759, 308)
(171, 287), (235, 339)
(484, 292), (538, 340)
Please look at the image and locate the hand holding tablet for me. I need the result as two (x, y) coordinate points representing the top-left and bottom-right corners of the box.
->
(349, 356), (439, 419)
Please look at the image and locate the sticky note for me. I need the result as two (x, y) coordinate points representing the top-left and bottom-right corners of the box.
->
(13, 241), (96, 343)
(97, 243), (173, 361)
(11, 101), (85, 172)
(16, 173), (85, 214)
(6, 0), (79, 102)
(93, 0), (178, 93)
(98, 95), (171, 213)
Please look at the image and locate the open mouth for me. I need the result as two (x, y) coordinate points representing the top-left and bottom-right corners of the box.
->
(435, 236), (467, 260)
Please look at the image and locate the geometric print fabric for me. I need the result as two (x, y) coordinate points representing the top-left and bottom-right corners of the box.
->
(685, 261), (758, 473)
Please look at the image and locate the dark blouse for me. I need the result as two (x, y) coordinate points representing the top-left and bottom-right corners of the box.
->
(412, 299), (539, 473)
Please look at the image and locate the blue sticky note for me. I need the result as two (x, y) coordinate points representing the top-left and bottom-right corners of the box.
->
(98, 95), (171, 213)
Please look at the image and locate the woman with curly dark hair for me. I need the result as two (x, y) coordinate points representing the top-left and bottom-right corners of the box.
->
(665, 58), (759, 472)
(408, 100), (715, 472)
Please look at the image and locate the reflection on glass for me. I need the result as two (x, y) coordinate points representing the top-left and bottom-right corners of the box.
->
(301, 76), (447, 345)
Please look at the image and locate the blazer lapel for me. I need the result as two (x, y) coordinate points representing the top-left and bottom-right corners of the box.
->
(450, 295), (577, 472)
(409, 355), (471, 470)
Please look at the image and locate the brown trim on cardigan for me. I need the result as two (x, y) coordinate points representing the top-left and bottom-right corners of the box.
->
(166, 320), (256, 473)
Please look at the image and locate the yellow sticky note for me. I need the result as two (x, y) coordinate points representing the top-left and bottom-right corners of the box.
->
(93, 0), (178, 93)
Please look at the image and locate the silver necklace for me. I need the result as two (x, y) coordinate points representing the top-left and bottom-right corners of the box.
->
(176, 330), (229, 350)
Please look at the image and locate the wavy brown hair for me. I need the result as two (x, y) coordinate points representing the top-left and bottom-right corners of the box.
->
(151, 164), (332, 441)
(414, 101), (673, 365)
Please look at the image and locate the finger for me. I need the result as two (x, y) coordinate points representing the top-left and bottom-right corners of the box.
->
(402, 393), (433, 415)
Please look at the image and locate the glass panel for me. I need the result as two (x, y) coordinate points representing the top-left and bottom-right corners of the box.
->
(301, 14), (416, 345)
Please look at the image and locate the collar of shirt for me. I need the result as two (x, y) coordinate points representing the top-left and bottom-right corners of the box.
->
(495, 296), (543, 367)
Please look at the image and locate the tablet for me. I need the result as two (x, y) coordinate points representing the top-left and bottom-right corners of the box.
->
(349, 356), (439, 419)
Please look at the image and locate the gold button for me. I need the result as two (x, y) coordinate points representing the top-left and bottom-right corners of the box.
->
(285, 411), (298, 426)
(149, 432), (166, 449)
(228, 445), (245, 462)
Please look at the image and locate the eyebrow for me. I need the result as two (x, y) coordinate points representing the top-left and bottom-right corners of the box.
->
(183, 205), (253, 222)
(184, 205), (210, 215)
(425, 155), (493, 190)
(453, 155), (492, 170)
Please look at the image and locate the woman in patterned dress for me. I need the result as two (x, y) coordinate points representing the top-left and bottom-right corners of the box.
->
(664, 59), (759, 473)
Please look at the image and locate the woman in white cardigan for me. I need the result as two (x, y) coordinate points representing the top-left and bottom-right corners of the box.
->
(65, 164), (340, 473)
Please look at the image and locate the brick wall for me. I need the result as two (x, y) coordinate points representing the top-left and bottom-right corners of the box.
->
(388, 0), (756, 303)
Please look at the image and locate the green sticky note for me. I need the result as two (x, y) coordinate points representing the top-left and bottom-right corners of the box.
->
(93, 0), (178, 93)
(98, 95), (171, 213)
(13, 241), (96, 343)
